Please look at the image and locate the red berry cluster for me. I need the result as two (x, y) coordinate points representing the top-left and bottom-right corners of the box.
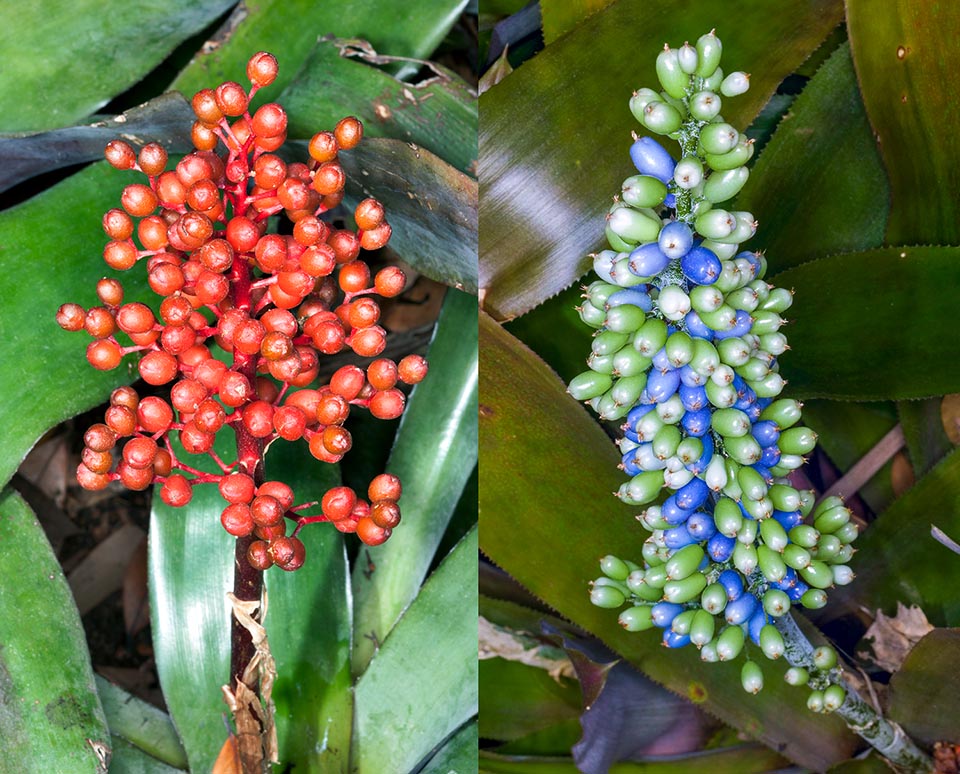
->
(57, 52), (429, 571)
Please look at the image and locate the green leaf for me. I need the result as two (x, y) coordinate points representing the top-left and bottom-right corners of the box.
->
(0, 0), (233, 131)
(479, 0), (844, 320)
(106, 737), (187, 774)
(888, 628), (960, 746)
(827, 753), (895, 774)
(847, 1), (960, 244)
(420, 721), (478, 774)
(540, 0), (617, 45)
(493, 720), (584, 757)
(352, 289), (479, 672)
(479, 659), (580, 741)
(261, 441), (352, 773)
(352, 527), (479, 774)
(827, 447), (960, 627)
(478, 313), (858, 770)
(897, 398), (953, 477)
(279, 37), (477, 175)
(772, 247), (960, 400)
(0, 488), (110, 773)
(0, 162), (154, 491)
(0, 92), (195, 193)
(171, 0), (469, 99)
(95, 676), (187, 769)
(334, 138), (478, 293)
(735, 42), (889, 274)
(479, 744), (796, 773)
(148, 432), (236, 773)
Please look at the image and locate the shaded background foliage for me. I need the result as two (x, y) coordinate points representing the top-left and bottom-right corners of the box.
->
(479, 1), (960, 772)
(0, 1), (478, 772)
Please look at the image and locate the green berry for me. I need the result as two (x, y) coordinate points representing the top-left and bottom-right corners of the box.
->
(714, 496), (743, 537)
(716, 624), (745, 661)
(642, 101), (684, 134)
(801, 588), (828, 609)
(759, 624), (785, 660)
(720, 71), (750, 97)
(656, 47), (689, 99)
(701, 582), (728, 615)
(762, 589), (791, 617)
(629, 88), (661, 123)
(568, 370), (613, 400)
(757, 545), (787, 583)
(694, 31), (722, 78)
(663, 572), (707, 603)
(806, 690), (825, 712)
(621, 174), (668, 208)
(590, 584), (626, 608)
(689, 608), (716, 647)
(618, 605), (654, 631)
(689, 90), (722, 121)
(741, 660), (764, 694)
(665, 544), (705, 580)
(600, 554), (630, 580)
(823, 684), (846, 712)
(608, 204), (662, 243)
(673, 155), (704, 189)
(813, 645), (838, 670)
(703, 166), (749, 203)
(705, 137), (754, 170)
(779, 426), (818, 456)
(700, 123), (740, 155)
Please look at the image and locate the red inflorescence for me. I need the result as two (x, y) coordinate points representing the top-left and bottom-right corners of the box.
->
(57, 52), (430, 571)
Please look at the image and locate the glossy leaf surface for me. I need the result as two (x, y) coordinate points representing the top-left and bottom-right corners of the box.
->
(888, 628), (960, 745)
(352, 527), (479, 774)
(421, 721), (479, 774)
(540, 0), (617, 45)
(480, 658), (580, 741)
(478, 314), (857, 769)
(0, 162), (152, 491)
(0, 489), (110, 773)
(479, 0), (844, 320)
(0, 0), (233, 131)
(772, 247), (960, 400)
(352, 289), (479, 672)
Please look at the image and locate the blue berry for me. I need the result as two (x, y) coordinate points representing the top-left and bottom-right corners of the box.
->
(658, 221), (694, 259)
(629, 242), (672, 277)
(680, 245), (722, 285)
(629, 136), (676, 183)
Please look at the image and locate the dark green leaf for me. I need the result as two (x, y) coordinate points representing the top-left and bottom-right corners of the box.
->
(827, 753), (895, 774)
(479, 0), (844, 320)
(888, 628), (960, 746)
(421, 721), (478, 774)
(479, 659), (580, 741)
(279, 38), (477, 175)
(540, 0), (617, 45)
(847, 1), (960, 244)
(478, 313), (857, 769)
(352, 527), (479, 773)
(772, 247), (960, 400)
(0, 161), (152, 490)
(736, 42), (889, 274)
(479, 744), (798, 773)
(352, 289), (478, 672)
(95, 676), (187, 769)
(336, 139), (478, 293)
(261, 441), (352, 774)
(827, 447), (960, 627)
(106, 737), (187, 774)
(743, 93), (795, 156)
(0, 0), (233, 131)
(0, 488), (110, 773)
(0, 93), (194, 193)
(493, 720), (584, 756)
(897, 398), (953, 477)
(171, 0), (470, 99)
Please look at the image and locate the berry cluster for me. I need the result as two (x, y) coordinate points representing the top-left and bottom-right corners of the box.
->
(573, 32), (856, 704)
(57, 52), (428, 571)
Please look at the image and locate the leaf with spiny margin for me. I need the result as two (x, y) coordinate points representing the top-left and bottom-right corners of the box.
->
(540, 0), (617, 45)
(351, 289), (478, 673)
(772, 247), (960, 400)
(0, 162), (154, 491)
(0, 0), (233, 132)
(479, 0), (844, 321)
(478, 313), (858, 769)
(735, 42), (889, 274)
(0, 488), (110, 773)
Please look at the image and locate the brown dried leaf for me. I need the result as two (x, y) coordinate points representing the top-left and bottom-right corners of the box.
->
(211, 734), (242, 774)
(858, 602), (935, 673)
(122, 536), (149, 637)
(942, 394), (960, 445)
(478, 616), (575, 681)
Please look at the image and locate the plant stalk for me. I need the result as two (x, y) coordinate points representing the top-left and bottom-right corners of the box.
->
(774, 613), (932, 772)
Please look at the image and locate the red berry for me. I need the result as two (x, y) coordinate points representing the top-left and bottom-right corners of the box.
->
(368, 473), (402, 503)
(242, 400), (275, 438)
(330, 365), (365, 400)
(246, 540), (273, 569)
(77, 463), (110, 491)
(369, 389), (406, 420)
(222, 504), (255, 537)
(251, 494), (284, 527)
(214, 81), (248, 117)
(137, 396), (174, 433)
(334, 116), (363, 150)
(57, 303), (86, 331)
(247, 52), (279, 88)
(86, 339), (123, 370)
(374, 266), (406, 298)
(356, 516), (390, 546)
(321, 486), (356, 521)
(161, 475), (193, 507)
(371, 499), (401, 529)
(398, 354), (429, 385)
(219, 473), (256, 504)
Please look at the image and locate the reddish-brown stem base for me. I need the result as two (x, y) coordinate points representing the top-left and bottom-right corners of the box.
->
(230, 533), (263, 687)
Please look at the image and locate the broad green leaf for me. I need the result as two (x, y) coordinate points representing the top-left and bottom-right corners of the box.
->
(148, 432), (236, 773)
(479, 0), (844, 320)
(352, 527), (479, 774)
(480, 595), (574, 637)
(95, 676), (187, 769)
(847, 1), (960, 244)
(0, 161), (153, 489)
(736, 42), (889, 274)
(352, 289), (478, 672)
(479, 743), (796, 773)
(0, 92), (195, 194)
(261, 441), (351, 774)
(279, 37), (477, 175)
(0, 488), (110, 773)
(827, 754), (894, 774)
(479, 658), (580, 741)
(494, 720), (583, 756)
(540, 0), (617, 45)
(334, 138), (478, 293)
(171, 0), (469, 99)
(897, 398), (953, 478)
(0, 0), (233, 132)
(802, 400), (898, 516)
(107, 737), (187, 774)
(479, 314), (857, 770)
(827, 447), (960, 627)
(420, 721), (479, 774)
(771, 247), (960, 400)
(794, 23), (847, 78)
(888, 628), (960, 746)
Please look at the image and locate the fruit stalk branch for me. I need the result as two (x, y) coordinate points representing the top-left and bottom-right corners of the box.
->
(774, 614), (931, 772)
